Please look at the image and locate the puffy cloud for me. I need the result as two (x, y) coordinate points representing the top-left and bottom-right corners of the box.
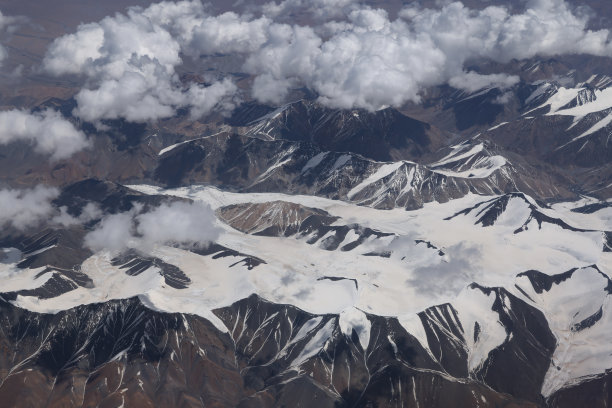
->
(0, 187), (104, 232)
(71, 62), (238, 123)
(0, 43), (6, 65)
(0, 109), (89, 160)
(449, 72), (520, 93)
(262, 0), (359, 21)
(244, 0), (612, 109)
(84, 200), (219, 252)
(43, 1), (238, 123)
(52, 202), (103, 227)
(492, 91), (514, 105)
(41, 23), (105, 76)
(244, 24), (323, 104)
(136, 201), (220, 245)
(84, 211), (136, 252)
(169, 11), (272, 56)
(241, 7), (447, 108)
(0, 186), (59, 230)
(402, 0), (612, 62)
(42, 0), (612, 115)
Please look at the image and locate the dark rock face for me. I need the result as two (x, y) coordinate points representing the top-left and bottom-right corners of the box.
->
(55, 178), (173, 215)
(218, 200), (394, 251)
(0, 290), (564, 407)
(0, 180), (193, 301)
(571, 202), (612, 214)
(450, 88), (505, 130)
(154, 131), (565, 210)
(111, 249), (192, 289)
(445, 192), (593, 234)
(212, 295), (541, 408)
(547, 370), (612, 408)
(0, 297), (243, 408)
(244, 100), (445, 162)
(604, 231), (612, 252)
(1, 63), (612, 408)
(217, 201), (340, 237)
(15, 228), (92, 271)
(3, 269), (82, 300)
(0, 173), (609, 407)
(1, 271), (611, 407)
(0, 228), (94, 300)
(469, 285), (556, 404)
(226, 101), (276, 127)
(190, 243), (266, 270)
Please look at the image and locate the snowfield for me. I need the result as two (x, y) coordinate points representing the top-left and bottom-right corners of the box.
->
(1, 184), (611, 396)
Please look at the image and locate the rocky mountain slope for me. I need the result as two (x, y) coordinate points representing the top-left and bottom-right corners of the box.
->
(0, 178), (610, 407)
(1, 19), (612, 406)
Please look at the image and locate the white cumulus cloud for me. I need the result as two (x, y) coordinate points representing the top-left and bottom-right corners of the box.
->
(136, 201), (220, 245)
(52, 202), (103, 227)
(449, 72), (520, 93)
(84, 211), (136, 253)
(244, 0), (612, 109)
(0, 186), (59, 230)
(0, 109), (89, 160)
(42, 1), (238, 123)
(42, 0), (612, 115)
(84, 200), (220, 252)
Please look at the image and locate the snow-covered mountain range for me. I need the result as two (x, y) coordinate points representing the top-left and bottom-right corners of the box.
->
(0, 167), (610, 406)
(1, 0), (612, 406)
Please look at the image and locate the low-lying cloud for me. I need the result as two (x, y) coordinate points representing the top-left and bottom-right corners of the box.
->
(0, 10), (25, 67)
(52, 202), (103, 227)
(42, 2), (238, 123)
(406, 242), (482, 298)
(42, 0), (612, 118)
(0, 186), (59, 230)
(0, 109), (89, 160)
(85, 201), (220, 252)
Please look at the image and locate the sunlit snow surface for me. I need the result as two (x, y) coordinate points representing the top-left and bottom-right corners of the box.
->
(524, 85), (612, 148)
(1, 184), (611, 395)
(428, 142), (507, 179)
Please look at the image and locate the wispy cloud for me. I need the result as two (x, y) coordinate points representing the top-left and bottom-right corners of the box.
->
(0, 9), (26, 67)
(84, 201), (220, 252)
(406, 242), (482, 297)
(0, 186), (59, 230)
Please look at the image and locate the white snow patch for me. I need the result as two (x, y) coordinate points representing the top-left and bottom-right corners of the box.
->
(158, 131), (225, 156)
(348, 161), (405, 198)
(430, 143), (484, 168)
(398, 313), (432, 357)
(330, 154), (351, 171)
(553, 88), (612, 117)
(432, 156), (506, 179)
(571, 111), (612, 142)
(339, 307), (371, 349)
(529, 87), (581, 115)
(524, 82), (554, 106)
(455, 286), (507, 373)
(301, 152), (328, 173)
(292, 318), (335, 367)
(487, 122), (508, 131)
(514, 267), (612, 397)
